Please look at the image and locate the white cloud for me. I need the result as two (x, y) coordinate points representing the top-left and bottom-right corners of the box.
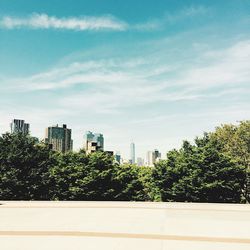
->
(176, 40), (250, 89)
(166, 5), (209, 23)
(0, 13), (128, 31)
(3, 61), (135, 91)
(1, 34), (250, 157)
(180, 5), (208, 17)
(3, 38), (250, 110)
(0, 6), (209, 32)
(133, 5), (209, 31)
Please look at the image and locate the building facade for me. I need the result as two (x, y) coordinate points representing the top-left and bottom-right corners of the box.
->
(45, 124), (73, 153)
(146, 149), (161, 166)
(130, 142), (135, 164)
(84, 131), (104, 154)
(115, 151), (121, 164)
(146, 151), (153, 166)
(153, 149), (161, 163)
(10, 119), (30, 135)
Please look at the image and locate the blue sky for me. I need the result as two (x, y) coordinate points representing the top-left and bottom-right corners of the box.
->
(0, 0), (250, 159)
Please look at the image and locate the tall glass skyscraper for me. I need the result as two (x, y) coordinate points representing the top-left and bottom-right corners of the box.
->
(10, 119), (30, 135)
(130, 142), (135, 164)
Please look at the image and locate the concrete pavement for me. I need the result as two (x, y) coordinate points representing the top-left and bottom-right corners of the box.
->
(0, 201), (249, 250)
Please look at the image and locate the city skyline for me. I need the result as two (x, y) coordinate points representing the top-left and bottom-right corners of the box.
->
(1, 0), (250, 158)
(4, 118), (163, 162)
(3, 118), (159, 161)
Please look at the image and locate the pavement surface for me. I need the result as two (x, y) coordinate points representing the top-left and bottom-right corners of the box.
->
(0, 201), (249, 250)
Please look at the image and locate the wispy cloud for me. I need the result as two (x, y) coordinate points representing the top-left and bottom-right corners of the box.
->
(1, 29), (249, 155)
(0, 13), (128, 31)
(134, 5), (209, 31)
(165, 5), (209, 24)
(0, 6), (209, 32)
(177, 40), (250, 89)
(3, 38), (250, 114)
(4, 38), (250, 89)
(179, 5), (208, 17)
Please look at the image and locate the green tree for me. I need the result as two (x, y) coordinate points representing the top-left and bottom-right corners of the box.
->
(112, 164), (151, 201)
(49, 151), (116, 200)
(211, 121), (250, 201)
(1, 121), (248, 203)
(153, 135), (246, 203)
(50, 152), (151, 201)
(0, 133), (54, 200)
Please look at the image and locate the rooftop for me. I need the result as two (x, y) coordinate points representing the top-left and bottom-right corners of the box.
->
(0, 201), (249, 250)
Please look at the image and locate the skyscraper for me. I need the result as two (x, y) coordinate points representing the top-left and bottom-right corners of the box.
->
(146, 151), (154, 167)
(146, 149), (161, 167)
(10, 119), (30, 135)
(153, 149), (161, 163)
(45, 124), (73, 153)
(115, 151), (121, 164)
(84, 131), (104, 154)
(130, 142), (135, 164)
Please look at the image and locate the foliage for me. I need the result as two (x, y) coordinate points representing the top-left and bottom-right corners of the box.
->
(0, 133), (54, 200)
(152, 135), (246, 203)
(0, 120), (249, 202)
(210, 121), (250, 202)
(50, 151), (116, 200)
(50, 153), (150, 201)
(211, 121), (250, 168)
(111, 164), (151, 201)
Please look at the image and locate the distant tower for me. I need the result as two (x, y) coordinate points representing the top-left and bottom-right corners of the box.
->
(153, 149), (161, 163)
(130, 142), (135, 164)
(146, 151), (153, 166)
(10, 119), (30, 135)
(84, 131), (104, 154)
(115, 151), (121, 164)
(45, 124), (73, 153)
(146, 149), (161, 166)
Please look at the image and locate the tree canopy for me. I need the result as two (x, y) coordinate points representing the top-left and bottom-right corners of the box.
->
(152, 134), (246, 203)
(0, 121), (249, 202)
(0, 133), (54, 200)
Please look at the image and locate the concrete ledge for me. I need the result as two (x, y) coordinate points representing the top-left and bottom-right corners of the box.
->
(0, 202), (249, 250)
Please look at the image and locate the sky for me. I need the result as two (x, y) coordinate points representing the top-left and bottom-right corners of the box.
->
(0, 0), (250, 160)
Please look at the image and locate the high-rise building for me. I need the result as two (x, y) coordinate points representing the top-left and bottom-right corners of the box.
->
(45, 124), (73, 153)
(146, 149), (161, 167)
(146, 151), (154, 167)
(115, 151), (121, 164)
(153, 149), (161, 163)
(130, 142), (135, 164)
(84, 131), (104, 154)
(10, 119), (30, 135)
(137, 157), (144, 167)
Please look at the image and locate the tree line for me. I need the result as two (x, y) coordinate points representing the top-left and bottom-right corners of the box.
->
(0, 121), (249, 203)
